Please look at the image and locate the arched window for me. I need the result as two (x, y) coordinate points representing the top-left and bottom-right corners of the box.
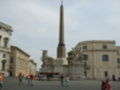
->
(3, 37), (9, 47)
(102, 55), (109, 61)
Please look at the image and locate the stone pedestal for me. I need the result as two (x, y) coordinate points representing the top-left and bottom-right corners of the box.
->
(54, 58), (68, 74)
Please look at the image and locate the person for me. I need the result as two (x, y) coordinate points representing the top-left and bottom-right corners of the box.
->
(101, 79), (112, 90)
(0, 73), (5, 89)
(4, 72), (9, 81)
(105, 79), (112, 90)
(27, 74), (30, 86)
(64, 76), (69, 87)
(18, 73), (23, 86)
(27, 74), (34, 86)
(60, 74), (64, 87)
(101, 80), (106, 90)
(24, 74), (28, 84)
(112, 75), (116, 81)
(30, 74), (34, 86)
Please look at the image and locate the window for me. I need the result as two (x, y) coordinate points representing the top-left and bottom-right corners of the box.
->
(102, 55), (109, 61)
(83, 54), (88, 60)
(117, 58), (120, 63)
(10, 57), (14, 63)
(3, 54), (6, 58)
(103, 45), (108, 49)
(3, 37), (9, 47)
(83, 46), (87, 50)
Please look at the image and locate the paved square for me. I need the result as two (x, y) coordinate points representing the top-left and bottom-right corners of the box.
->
(2, 78), (120, 90)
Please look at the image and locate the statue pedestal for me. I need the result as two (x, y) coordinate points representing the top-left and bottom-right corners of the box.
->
(54, 58), (68, 74)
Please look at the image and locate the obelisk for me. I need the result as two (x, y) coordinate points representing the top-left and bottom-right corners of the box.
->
(57, 1), (66, 59)
(54, 1), (68, 74)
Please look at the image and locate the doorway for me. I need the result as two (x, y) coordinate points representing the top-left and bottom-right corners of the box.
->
(9, 71), (13, 77)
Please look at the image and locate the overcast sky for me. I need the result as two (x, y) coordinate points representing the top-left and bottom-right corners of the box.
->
(0, 0), (120, 69)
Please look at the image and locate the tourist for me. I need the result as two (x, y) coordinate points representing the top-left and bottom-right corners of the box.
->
(101, 80), (106, 90)
(27, 74), (31, 86)
(27, 74), (34, 86)
(60, 74), (64, 87)
(0, 73), (5, 89)
(112, 75), (116, 81)
(64, 76), (70, 87)
(30, 74), (34, 86)
(101, 79), (112, 90)
(105, 79), (112, 90)
(18, 73), (23, 86)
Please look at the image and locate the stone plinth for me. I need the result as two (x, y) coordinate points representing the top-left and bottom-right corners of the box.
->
(54, 58), (68, 74)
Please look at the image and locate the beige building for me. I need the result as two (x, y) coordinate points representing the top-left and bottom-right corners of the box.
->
(40, 40), (120, 80)
(68, 40), (120, 80)
(9, 46), (30, 77)
(28, 59), (37, 75)
(0, 22), (13, 74)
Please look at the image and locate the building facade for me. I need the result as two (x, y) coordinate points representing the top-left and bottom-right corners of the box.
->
(10, 46), (30, 77)
(68, 40), (120, 80)
(0, 22), (13, 74)
(28, 59), (37, 75)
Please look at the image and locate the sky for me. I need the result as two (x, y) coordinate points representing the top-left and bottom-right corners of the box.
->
(0, 0), (120, 69)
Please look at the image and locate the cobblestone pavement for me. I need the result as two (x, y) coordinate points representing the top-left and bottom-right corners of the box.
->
(2, 78), (120, 90)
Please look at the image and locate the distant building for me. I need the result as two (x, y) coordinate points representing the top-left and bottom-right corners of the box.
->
(28, 59), (37, 75)
(9, 46), (30, 77)
(40, 50), (55, 73)
(68, 40), (120, 80)
(0, 21), (13, 74)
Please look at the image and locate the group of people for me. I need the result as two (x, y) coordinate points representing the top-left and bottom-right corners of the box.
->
(18, 73), (34, 86)
(0, 72), (117, 90)
(0, 73), (35, 89)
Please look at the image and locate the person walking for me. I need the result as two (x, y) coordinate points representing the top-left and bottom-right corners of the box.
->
(60, 74), (64, 87)
(27, 74), (34, 86)
(18, 73), (23, 86)
(64, 76), (69, 87)
(0, 73), (5, 89)
(27, 74), (31, 86)
(30, 74), (34, 86)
